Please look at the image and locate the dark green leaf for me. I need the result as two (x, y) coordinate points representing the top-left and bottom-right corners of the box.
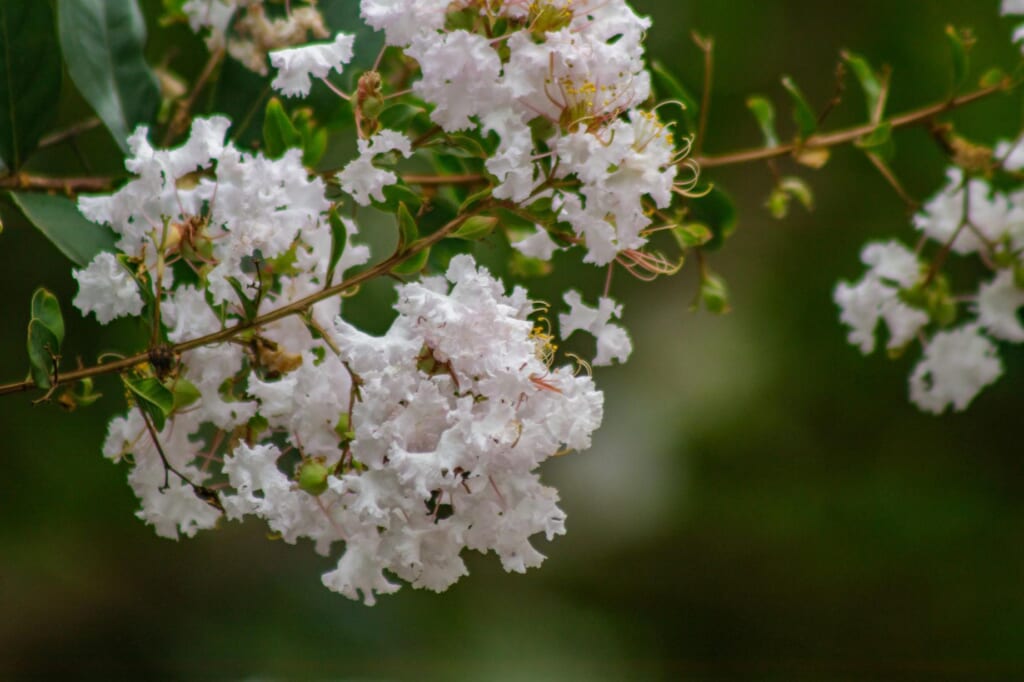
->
(125, 376), (174, 430)
(841, 50), (887, 122)
(451, 215), (498, 241)
(58, 0), (160, 152)
(325, 208), (348, 284)
(30, 288), (65, 345)
(781, 75), (817, 140)
(396, 202), (418, 251)
(0, 0), (62, 169)
(746, 96), (778, 147)
(855, 122), (894, 161)
(392, 247), (429, 275)
(7, 191), (117, 266)
(945, 25), (974, 96)
(689, 186), (738, 251)
(226, 276), (259, 322)
(263, 97), (302, 159)
(650, 61), (698, 136)
(458, 187), (493, 214)
(374, 182), (422, 213)
(27, 319), (60, 389)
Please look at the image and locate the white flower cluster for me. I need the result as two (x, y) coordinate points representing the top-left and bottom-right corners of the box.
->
(835, 150), (1024, 414)
(182, 0), (329, 74)
(264, 0), (686, 267)
(74, 114), (610, 604)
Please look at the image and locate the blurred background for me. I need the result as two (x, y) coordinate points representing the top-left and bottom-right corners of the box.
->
(2, 1), (1024, 679)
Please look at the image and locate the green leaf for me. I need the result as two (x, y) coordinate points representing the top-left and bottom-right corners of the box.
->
(30, 288), (65, 345)
(58, 0), (161, 153)
(27, 319), (60, 389)
(780, 75), (817, 140)
(945, 25), (974, 96)
(689, 186), (738, 251)
(841, 50), (887, 122)
(672, 223), (713, 249)
(301, 126), (328, 168)
(6, 191), (117, 266)
(696, 273), (731, 315)
(226, 276), (259, 322)
(780, 177), (814, 211)
(855, 121), (894, 161)
(0, 0), (62, 169)
(374, 182), (422, 214)
(396, 202), (418, 251)
(262, 97), (302, 159)
(125, 376), (174, 431)
(392, 247), (429, 275)
(451, 215), (498, 241)
(325, 208), (348, 284)
(169, 378), (201, 410)
(458, 186), (493, 214)
(650, 60), (698, 135)
(979, 67), (1006, 88)
(746, 96), (778, 147)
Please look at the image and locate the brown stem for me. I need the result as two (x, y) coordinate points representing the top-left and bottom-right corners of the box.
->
(0, 206), (486, 398)
(402, 173), (485, 185)
(0, 173), (115, 194)
(692, 32), (714, 158)
(164, 48), (225, 146)
(696, 82), (1008, 169)
(38, 119), (103, 149)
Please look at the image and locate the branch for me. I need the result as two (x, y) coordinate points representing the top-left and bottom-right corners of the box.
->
(0, 173), (116, 194)
(0, 207), (486, 398)
(696, 82), (1009, 169)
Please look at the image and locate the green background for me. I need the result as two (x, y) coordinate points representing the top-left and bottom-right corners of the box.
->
(2, 1), (1024, 679)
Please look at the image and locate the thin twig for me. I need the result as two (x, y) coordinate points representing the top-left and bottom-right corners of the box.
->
(38, 119), (103, 149)
(0, 173), (116, 193)
(692, 32), (714, 157)
(696, 82), (1008, 169)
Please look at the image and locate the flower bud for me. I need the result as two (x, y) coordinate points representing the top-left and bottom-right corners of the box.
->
(296, 458), (330, 496)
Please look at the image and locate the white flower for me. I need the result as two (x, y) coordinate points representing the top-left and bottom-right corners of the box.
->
(406, 30), (505, 131)
(337, 130), (413, 205)
(512, 226), (562, 260)
(72, 252), (145, 324)
(1005, 0), (1024, 14)
(360, 0), (450, 47)
(976, 270), (1024, 342)
(909, 325), (1003, 414)
(559, 290), (632, 366)
(834, 241), (928, 354)
(270, 33), (355, 97)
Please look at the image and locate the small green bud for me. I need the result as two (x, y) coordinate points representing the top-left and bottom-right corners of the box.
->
(297, 458), (330, 496)
(699, 274), (731, 314)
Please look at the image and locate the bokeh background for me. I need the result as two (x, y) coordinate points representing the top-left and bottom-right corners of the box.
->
(3, 1), (1024, 679)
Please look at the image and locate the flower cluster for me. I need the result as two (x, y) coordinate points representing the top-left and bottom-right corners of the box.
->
(66, 0), (709, 604)
(835, 147), (1024, 413)
(262, 0), (691, 267)
(75, 113), (610, 603)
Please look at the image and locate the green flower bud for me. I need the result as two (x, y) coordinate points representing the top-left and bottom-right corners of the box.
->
(297, 458), (330, 496)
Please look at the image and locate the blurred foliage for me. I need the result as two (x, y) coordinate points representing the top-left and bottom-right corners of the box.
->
(2, 0), (1024, 679)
